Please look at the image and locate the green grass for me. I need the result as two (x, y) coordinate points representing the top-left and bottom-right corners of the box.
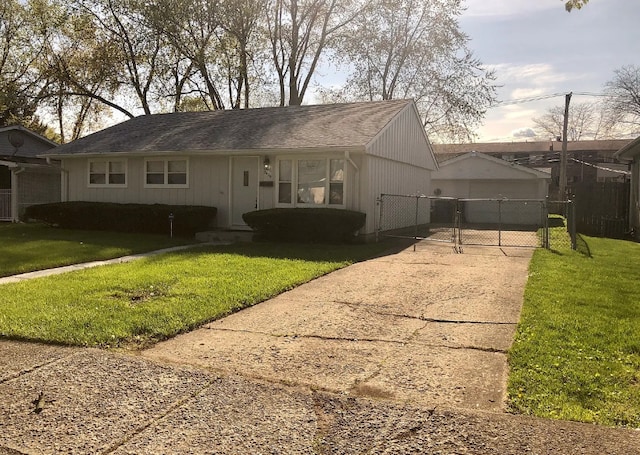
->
(509, 228), (640, 427)
(0, 241), (390, 348)
(0, 223), (195, 277)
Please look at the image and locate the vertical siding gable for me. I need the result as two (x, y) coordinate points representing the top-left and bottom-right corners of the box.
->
(365, 103), (436, 170)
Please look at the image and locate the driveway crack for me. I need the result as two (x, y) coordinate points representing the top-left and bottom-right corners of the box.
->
(99, 377), (219, 454)
(208, 326), (408, 345)
(332, 300), (516, 326)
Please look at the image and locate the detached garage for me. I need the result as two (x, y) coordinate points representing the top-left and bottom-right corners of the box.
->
(432, 152), (550, 226)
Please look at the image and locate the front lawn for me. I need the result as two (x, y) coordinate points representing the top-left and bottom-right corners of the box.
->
(0, 223), (195, 277)
(0, 242), (390, 348)
(509, 232), (640, 427)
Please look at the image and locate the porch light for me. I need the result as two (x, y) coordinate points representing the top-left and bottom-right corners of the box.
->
(263, 156), (272, 176)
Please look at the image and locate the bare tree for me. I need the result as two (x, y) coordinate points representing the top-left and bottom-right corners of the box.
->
(340, 0), (497, 142)
(605, 65), (640, 129)
(533, 102), (597, 141)
(266, 0), (359, 106)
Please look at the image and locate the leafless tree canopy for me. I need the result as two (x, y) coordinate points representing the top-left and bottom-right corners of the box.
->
(2, 0), (494, 141)
(605, 65), (640, 129)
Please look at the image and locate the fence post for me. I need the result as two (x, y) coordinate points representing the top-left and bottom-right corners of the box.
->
(376, 196), (383, 243)
(498, 199), (502, 247)
(414, 195), (419, 251)
(570, 197), (577, 250)
(455, 198), (462, 247)
(544, 198), (550, 249)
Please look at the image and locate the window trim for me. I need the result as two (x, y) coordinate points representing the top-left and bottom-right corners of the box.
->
(144, 158), (189, 188)
(275, 155), (346, 209)
(87, 158), (128, 188)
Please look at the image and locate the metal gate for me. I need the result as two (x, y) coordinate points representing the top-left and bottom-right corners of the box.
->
(377, 194), (576, 250)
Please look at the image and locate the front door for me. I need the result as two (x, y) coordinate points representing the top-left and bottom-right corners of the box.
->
(231, 156), (259, 227)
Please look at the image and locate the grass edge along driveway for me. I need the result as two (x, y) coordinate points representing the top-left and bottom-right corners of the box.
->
(508, 233), (640, 428)
(0, 242), (389, 349)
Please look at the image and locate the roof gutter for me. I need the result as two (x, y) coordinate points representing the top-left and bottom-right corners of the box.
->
(39, 145), (366, 160)
(614, 136), (640, 161)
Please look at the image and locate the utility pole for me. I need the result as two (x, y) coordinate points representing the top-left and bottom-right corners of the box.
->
(559, 92), (572, 201)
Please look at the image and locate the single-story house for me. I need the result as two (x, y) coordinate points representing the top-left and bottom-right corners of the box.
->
(41, 99), (437, 235)
(615, 136), (640, 236)
(0, 125), (60, 221)
(431, 151), (551, 225)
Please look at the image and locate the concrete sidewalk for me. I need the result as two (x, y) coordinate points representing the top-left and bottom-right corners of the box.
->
(1, 242), (639, 454)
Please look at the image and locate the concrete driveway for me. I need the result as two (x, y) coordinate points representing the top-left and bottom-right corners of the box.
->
(2, 241), (640, 454)
(143, 242), (531, 411)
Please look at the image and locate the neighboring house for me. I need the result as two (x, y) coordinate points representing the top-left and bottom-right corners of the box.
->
(431, 151), (550, 225)
(432, 140), (631, 199)
(41, 100), (437, 235)
(615, 136), (640, 236)
(0, 125), (60, 221)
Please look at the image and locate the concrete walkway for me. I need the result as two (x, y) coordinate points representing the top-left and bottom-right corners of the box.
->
(1, 242), (639, 454)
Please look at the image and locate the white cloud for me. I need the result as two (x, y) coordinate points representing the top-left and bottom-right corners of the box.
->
(490, 63), (572, 94)
(512, 127), (537, 138)
(462, 0), (557, 19)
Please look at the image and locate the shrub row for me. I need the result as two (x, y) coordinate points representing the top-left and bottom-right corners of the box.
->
(242, 208), (366, 243)
(24, 201), (217, 237)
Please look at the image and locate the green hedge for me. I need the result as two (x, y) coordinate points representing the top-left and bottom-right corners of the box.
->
(242, 208), (366, 243)
(24, 202), (216, 237)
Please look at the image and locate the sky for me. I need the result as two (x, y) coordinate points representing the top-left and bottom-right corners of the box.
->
(458, 0), (640, 142)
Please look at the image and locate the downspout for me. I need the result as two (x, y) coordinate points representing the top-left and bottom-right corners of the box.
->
(47, 157), (69, 203)
(11, 167), (26, 222)
(633, 160), (640, 234)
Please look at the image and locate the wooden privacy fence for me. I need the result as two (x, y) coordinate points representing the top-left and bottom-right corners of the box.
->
(570, 182), (630, 239)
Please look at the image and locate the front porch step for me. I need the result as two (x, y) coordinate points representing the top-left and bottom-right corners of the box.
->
(195, 230), (254, 243)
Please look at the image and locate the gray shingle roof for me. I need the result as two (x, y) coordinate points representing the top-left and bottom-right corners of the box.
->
(432, 139), (632, 156)
(44, 100), (413, 156)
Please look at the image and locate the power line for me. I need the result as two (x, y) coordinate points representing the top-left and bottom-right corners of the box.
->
(490, 91), (609, 108)
(492, 93), (566, 107)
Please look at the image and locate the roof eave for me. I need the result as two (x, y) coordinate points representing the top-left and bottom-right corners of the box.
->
(40, 145), (366, 159)
(614, 136), (640, 160)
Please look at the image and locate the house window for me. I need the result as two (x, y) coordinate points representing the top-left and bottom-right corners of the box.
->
(276, 157), (346, 207)
(88, 159), (127, 187)
(278, 160), (292, 203)
(145, 159), (188, 187)
(329, 159), (344, 205)
(297, 159), (326, 204)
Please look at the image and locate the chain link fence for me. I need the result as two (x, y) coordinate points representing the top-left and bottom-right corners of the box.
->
(377, 194), (577, 251)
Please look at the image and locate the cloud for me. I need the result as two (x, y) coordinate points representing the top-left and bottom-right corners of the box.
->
(490, 63), (572, 93)
(501, 106), (538, 120)
(511, 127), (538, 138)
(463, 0), (557, 19)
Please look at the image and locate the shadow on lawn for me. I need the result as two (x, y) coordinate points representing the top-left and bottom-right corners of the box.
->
(576, 234), (592, 257)
(144, 238), (412, 264)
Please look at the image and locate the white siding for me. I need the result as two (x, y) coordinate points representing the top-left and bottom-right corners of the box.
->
(361, 155), (431, 234)
(63, 155), (230, 227)
(366, 104), (436, 170)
